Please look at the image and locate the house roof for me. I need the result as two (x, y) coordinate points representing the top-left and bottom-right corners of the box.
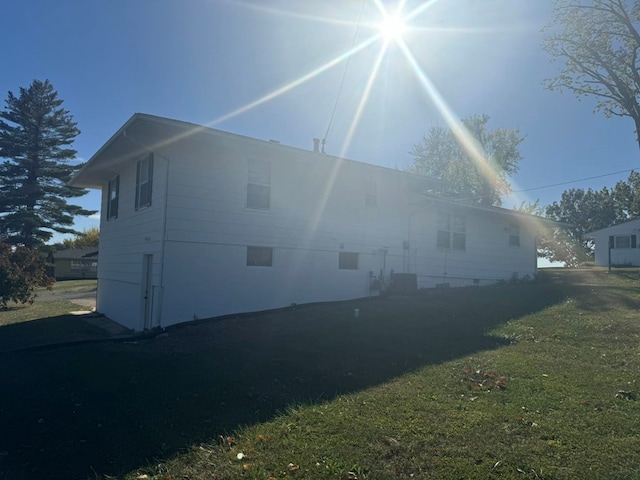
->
(53, 247), (99, 260)
(70, 113), (563, 227)
(584, 218), (640, 237)
(70, 113), (450, 191)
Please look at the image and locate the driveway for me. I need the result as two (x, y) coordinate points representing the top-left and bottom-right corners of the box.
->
(37, 289), (97, 310)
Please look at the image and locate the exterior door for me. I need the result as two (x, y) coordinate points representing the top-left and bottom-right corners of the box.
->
(141, 254), (153, 330)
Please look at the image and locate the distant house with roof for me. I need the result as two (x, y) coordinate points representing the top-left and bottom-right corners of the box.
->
(52, 247), (99, 280)
(585, 219), (640, 267)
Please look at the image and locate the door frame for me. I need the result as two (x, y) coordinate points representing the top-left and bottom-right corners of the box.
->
(141, 254), (153, 330)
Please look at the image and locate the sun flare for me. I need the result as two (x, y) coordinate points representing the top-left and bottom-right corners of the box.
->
(379, 12), (407, 42)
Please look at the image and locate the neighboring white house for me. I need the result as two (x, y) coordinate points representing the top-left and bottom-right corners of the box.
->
(71, 113), (545, 331)
(585, 219), (640, 267)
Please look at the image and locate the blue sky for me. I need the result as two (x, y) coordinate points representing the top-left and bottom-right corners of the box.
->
(2, 0), (639, 245)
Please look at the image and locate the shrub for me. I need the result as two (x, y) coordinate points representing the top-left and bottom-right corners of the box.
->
(0, 241), (53, 309)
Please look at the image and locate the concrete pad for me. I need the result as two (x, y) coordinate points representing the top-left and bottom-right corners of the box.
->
(81, 315), (132, 336)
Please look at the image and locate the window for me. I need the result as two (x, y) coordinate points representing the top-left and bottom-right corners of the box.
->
(437, 213), (466, 251)
(339, 252), (359, 270)
(71, 260), (98, 272)
(107, 175), (119, 220)
(246, 246), (273, 266)
(136, 153), (153, 210)
(509, 225), (520, 247)
(247, 159), (270, 209)
(365, 180), (377, 207)
(611, 235), (636, 249)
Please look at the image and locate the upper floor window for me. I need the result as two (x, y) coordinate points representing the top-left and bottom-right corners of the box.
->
(508, 224), (520, 247)
(107, 175), (119, 220)
(136, 153), (153, 210)
(247, 159), (270, 210)
(365, 180), (377, 207)
(436, 213), (466, 251)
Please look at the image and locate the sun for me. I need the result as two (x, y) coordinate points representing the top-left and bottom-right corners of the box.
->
(378, 12), (407, 42)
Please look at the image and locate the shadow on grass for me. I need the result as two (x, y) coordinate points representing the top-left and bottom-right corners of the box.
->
(0, 313), (111, 353)
(0, 282), (568, 479)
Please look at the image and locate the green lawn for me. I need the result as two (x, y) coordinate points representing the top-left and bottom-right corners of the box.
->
(0, 279), (96, 328)
(43, 279), (97, 295)
(0, 269), (638, 479)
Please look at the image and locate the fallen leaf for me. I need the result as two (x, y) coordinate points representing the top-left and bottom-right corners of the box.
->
(288, 462), (300, 471)
(381, 436), (400, 447)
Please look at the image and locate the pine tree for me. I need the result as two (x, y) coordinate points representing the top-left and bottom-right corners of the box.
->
(0, 79), (96, 248)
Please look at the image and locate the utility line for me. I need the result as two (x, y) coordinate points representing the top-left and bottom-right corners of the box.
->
(453, 167), (638, 203)
(512, 167), (637, 194)
(321, 0), (366, 154)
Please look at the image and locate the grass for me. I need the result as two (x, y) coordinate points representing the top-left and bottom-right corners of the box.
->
(0, 279), (96, 327)
(0, 269), (639, 479)
(43, 279), (97, 295)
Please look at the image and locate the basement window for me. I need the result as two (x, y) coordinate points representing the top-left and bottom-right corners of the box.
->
(339, 252), (359, 270)
(246, 246), (273, 267)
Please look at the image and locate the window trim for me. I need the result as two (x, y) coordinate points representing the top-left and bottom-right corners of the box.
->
(107, 175), (119, 220)
(246, 246), (273, 267)
(135, 153), (154, 211)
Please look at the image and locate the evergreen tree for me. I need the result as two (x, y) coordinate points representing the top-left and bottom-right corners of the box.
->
(0, 79), (95, 248)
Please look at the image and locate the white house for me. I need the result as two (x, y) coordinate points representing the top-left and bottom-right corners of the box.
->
(585, 219), (640, 267)
(71, 113), (545, 331)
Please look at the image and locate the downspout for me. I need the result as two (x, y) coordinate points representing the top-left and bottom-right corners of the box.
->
(122, 130), (170, 329)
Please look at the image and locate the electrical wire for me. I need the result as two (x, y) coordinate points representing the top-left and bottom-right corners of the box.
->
(321, 0), (367, 154)
(452, 167), (638, 203)
(512, 168), (637, 193)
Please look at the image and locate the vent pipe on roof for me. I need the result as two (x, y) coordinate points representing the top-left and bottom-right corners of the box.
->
(313, 138), (320, 153)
